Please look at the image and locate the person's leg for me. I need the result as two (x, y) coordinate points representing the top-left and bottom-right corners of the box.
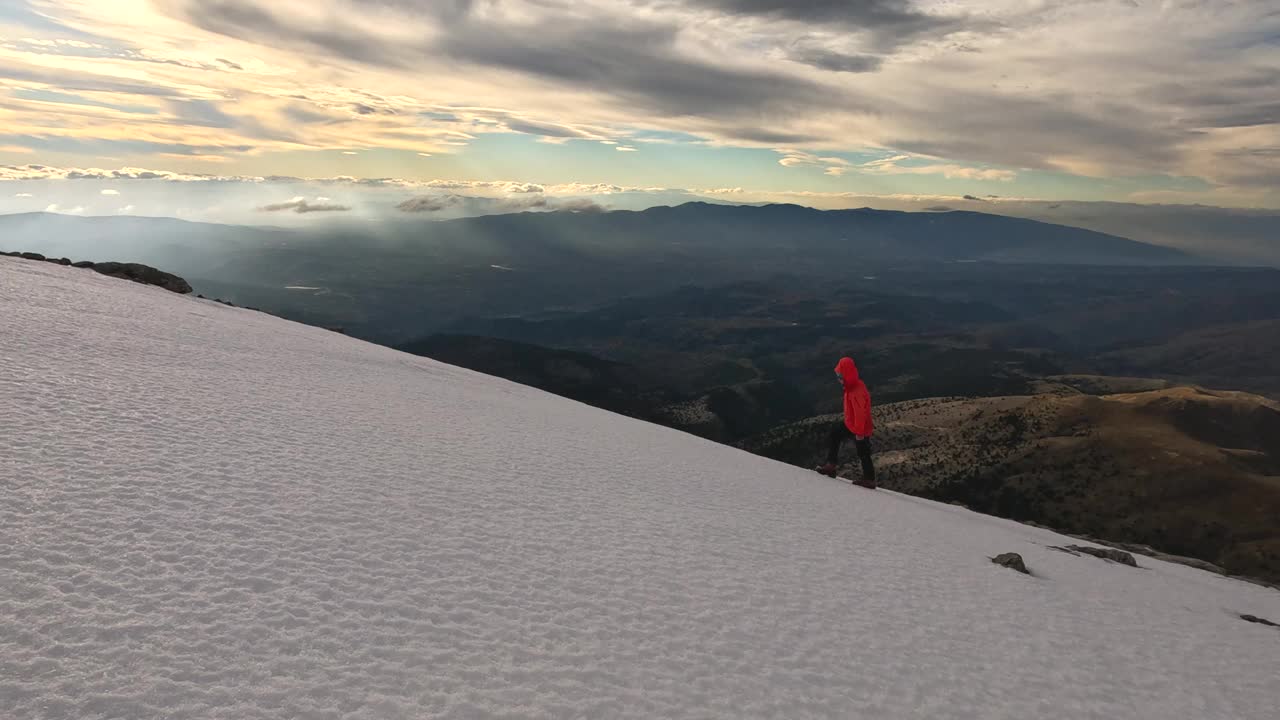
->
(826, 423), (852, 465)
(854, 437), (876, 485)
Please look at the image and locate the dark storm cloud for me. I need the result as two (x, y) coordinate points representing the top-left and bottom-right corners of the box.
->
(888, 92), (1190, 173)
(787, 45), (882, 73)
(1140, 71), (1280, 129)
(164, 0), (850, 120)
(432, 19), (847, 118)
(677, 0), (962, 50)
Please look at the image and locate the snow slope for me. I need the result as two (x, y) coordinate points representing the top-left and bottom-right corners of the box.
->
(2, 255), (1278, 720)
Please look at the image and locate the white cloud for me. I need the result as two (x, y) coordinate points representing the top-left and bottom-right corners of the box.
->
(115, 205), (136, 214)
(15, 192), (34, 197)
(44, 204), (85, 214)
(0, 0), (1269, 204)
(259, 197), (351, 213)
(860, 155), (1017, 182)
(100, 188), (120, 195)
(1, 164), (248, 182)
(0, 0), (1275, 204)
(777, 150), (852, 176)
(616, 146), (638, 152)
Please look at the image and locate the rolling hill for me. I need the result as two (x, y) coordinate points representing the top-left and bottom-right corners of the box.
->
(397, 334), (679, 421)
(745, 386), (1280, 582)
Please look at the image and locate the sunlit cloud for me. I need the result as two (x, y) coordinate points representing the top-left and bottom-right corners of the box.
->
(0, 0), (1276, 207)
(260, 196), (351, 213)
(860, 155), (1017, 182)
(777, 150), (852, 176)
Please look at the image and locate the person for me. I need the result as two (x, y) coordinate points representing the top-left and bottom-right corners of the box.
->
(817, 356), (876, 488)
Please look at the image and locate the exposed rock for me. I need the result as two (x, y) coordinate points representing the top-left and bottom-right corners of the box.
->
(71, 261), (96, 269)
(1046, 533), (1228, 575)
(20, 252), (45, 261)
(1240, 614), (1279, 628)
(55, 257), (72, 266)
(1061, 545), (1139, 567)
(91, 262), (193, 294)
(992, 552), (1030, 574)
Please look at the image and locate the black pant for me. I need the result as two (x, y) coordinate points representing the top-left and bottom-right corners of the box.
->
(827, 423), (875, 483)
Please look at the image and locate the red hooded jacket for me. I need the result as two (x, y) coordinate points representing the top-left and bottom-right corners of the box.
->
(836, 357), (873, 437)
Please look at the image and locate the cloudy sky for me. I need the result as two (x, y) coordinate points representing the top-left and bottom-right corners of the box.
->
(1, 0), (1279, 222)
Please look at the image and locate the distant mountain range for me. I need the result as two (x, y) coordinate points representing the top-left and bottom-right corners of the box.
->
(0, 201), (1198, 264)
(0, 203), (1205, 343)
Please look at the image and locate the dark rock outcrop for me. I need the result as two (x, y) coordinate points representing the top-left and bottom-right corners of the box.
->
(91, 262), (193, 294)
(3, 250), (270, 311)
(1240, 614), (1278, 628)
(1060, 545), (1139, 567)
(5, 250), (191, 295)
(992, 552), (1030, 574)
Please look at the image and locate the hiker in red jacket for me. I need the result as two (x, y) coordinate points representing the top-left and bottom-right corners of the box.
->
(817, 356), (876, 488)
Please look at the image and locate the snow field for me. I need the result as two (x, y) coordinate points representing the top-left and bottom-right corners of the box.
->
(2, 255), (1279, 719)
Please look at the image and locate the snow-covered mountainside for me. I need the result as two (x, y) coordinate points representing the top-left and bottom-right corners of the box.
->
(3, 255), (1278, 719)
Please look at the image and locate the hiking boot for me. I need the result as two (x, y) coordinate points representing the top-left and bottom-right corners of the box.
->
(852, 476), (877, 489)
(816, 463), (838, 478)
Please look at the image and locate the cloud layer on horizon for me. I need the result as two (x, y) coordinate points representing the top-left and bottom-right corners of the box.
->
(260, 196), (351, 214)
(0, 0), (1277, 205)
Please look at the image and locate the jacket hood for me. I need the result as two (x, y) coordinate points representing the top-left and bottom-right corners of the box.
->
(835, 356), (860, 384)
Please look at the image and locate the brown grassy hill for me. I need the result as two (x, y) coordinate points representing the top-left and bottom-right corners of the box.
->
(1095, 318), (1280, 400)
(743, 386), (1280, 583)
